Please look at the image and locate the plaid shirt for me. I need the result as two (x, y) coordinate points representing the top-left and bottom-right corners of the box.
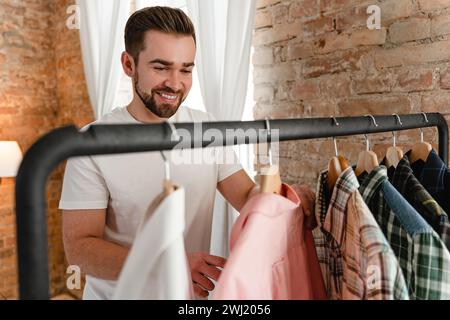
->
(389, 153), (450, 251)
(313, 167), (409, 299)
(411, 150), (450, 220)
(359, 166), (450, 299)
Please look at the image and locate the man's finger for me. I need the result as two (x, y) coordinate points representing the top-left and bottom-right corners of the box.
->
(204, 254), (226, 268)
(199, 264), (222, 282)
(192, 272), (215, 291)
(193, 283), (209, 298)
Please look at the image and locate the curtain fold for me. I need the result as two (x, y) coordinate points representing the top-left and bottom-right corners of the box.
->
(186, 0), (257, 258)
(77, 0), (131, 119)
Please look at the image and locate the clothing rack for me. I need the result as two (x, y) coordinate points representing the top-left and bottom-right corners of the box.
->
(14, 112), (449, 299)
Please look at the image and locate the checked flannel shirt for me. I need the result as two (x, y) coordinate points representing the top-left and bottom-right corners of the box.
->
(358, 166), (450, 299)
(410, 150), (450, 219)
(313, 167), (409, 300)
(387, 153), (450, 251)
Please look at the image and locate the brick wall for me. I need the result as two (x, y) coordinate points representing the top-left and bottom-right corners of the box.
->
(0, 0), (93, 299)
(253, 0), (450, 188)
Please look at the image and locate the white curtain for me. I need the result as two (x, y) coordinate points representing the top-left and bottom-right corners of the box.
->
(186, 0), (257, 258)
(77, 0), (131, 119)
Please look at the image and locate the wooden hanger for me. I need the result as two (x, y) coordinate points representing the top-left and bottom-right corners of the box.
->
(327, 153), (349, 191)
(260, 119), (282, 195)
(355, 134), (379, 176)
(410, 117), (432, 164)
(327, 118), (350, 190)
(385, 115), (404, 168)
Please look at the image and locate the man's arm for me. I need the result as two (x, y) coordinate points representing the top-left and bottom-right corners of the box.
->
(217, 169), (316, 216)
(62, 209), (129, 280)
(217, 169), (257, 212)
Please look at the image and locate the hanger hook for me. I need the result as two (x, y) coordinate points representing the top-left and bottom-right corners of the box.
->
(167, 121), (180, 141)
(365, 114), (379, 127)
(265, 118), (273, 166)
(331, 116), (340, 156)
(392, 114), (402, 148)
(421, 112), (429, 124)
(419, 112), (429, 143)
(331, 116), (340, 127)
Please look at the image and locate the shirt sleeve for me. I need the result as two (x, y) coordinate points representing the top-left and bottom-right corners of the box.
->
(204, 112), (243, 182)
(58, 155), (109, 210)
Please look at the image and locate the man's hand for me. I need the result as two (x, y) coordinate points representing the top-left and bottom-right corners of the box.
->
(187, 252), (226, 298)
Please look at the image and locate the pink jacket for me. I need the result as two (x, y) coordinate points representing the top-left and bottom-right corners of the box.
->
(213, 184), (327, 300)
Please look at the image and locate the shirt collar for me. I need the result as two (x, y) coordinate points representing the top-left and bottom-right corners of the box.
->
(419, 150), (446, 193)
(230, 183), (301, 250)
(358, 165), (388, 204)
(323, 167), (359, 247)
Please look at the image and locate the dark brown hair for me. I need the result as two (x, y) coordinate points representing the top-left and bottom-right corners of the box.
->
(125, 6), (196, 65)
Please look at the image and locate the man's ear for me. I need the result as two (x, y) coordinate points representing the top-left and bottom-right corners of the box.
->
(121, 51), (135, 77)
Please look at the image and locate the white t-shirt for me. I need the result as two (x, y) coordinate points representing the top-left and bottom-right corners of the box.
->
(59, 106), (243, 299)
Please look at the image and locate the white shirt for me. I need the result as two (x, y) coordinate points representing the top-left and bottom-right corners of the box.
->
(59, 106), (243, 299)
(113, 187), (193, 300)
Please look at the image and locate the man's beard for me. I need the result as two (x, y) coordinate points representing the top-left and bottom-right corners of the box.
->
(134, 72), (184, 119)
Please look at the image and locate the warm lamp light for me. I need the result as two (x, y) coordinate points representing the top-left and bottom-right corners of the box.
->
(0, 141), (23, 182)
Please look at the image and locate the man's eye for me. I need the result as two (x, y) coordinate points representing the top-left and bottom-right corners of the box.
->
(154, 67), (167, 71)
(182, 70), (192, 74)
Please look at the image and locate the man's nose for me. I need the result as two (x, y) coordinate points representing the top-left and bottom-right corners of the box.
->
(164, 71), (183, 92)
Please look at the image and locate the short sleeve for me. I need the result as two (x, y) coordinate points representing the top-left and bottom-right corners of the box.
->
(203, 112), (243, 182)
(58, 156), (109, 210)
(217, 146), (244, 182)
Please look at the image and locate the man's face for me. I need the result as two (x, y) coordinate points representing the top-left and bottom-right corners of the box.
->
(133, 30), (195, 118)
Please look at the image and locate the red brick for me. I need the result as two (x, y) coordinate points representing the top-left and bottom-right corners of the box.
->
(272, 4), (289, 25)
(290, 79), (321, 100)
(431, 11), (450, 37)
(256, 0), (281, 9)
(253, 47), (274, 65)
(380, 0), (415, 24)
(394, 69), (434, 92)
(287, 41), (314, 60)
(321, 0), (355, 13)
(319, 74), (352, 98)
(254, 10), (272, 29)
(304, 99), (337, 117)
(313, 32), (351, 55)
(351, 28), (387, 47)
(303, 16), (334, 37)
(389, 18), (431, 44)
(338, 96), (412, 116)
(418, 0), (450, 11)
(254, 84), (274, 102)
(253, 63), (297, 84)
(336, 5), (368, 31)
(375, 40), (450, 69)
(253, 21), (302, 46)
(303, 50), (366, 78)
(422, 92), (450, 113)
(290, 0), (319, 20)
(440, 66), (450, 89)
(353, 73), (393, 94)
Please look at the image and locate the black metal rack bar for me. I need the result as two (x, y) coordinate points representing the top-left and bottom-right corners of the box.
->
(15, 112), (448, 299)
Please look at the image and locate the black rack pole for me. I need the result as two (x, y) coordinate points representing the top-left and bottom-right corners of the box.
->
(15, 113), (448, 299)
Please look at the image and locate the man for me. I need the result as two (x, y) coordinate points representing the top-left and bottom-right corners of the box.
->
(59, 6), (314, 299)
